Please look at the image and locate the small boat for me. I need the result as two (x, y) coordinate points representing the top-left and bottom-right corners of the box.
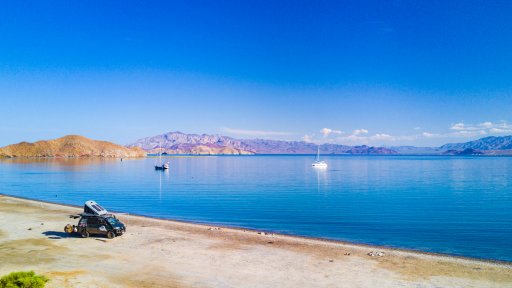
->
(312, 146), (327, 168)
(155, 143), (169, 170)
(155, 162), (169, 170)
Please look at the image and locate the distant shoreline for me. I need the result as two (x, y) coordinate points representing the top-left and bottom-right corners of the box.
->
(147, 153), (512, 157)
(3, 154), (510, 158)
(0, 154), (512, 161)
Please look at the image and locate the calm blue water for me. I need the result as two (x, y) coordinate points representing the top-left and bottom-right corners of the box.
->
(1, 156), (511, 262)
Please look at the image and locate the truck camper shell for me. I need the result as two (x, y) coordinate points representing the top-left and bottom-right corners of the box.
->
(84, 200), (108, 216)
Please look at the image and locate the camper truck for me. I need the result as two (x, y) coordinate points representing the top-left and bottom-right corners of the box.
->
(65, 200), (126, 239)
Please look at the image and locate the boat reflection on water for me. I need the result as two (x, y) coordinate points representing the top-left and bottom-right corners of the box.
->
(315, 164), (329, 194)
(158, 166), (170, 201)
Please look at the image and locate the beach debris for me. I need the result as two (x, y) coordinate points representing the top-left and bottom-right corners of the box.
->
(27, 228), (32, 230)
(329, 259), (334, 262)
(367, 251), (385, 257)
(267, 241), (274, 244)
(207, 227), (221, 231)
(344, 253), (351, 256)
(41, 223), (44, 225)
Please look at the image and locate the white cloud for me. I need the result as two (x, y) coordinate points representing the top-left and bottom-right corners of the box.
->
(302, 134), (314, 143)
(478, 122), (493, 129)
(447, 121), (511, 136)
(371, 133), (395, 141)
(221, 127), (293, 137)
(352, 129), (369, 136)
(334, 132), (398, 145)
(414, 121), (511, 142)
(450, 122), (470, 131)
(422, 132), (436, 138)
(305, 120), (512, 146)
(498, 122), (512, 129)
(490, 127), (512, 133)
(450, 121), (511, 132)
(320, 128), (343, 137)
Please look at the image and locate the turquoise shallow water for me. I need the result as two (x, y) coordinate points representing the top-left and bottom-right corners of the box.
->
(1, 156), (511, 262)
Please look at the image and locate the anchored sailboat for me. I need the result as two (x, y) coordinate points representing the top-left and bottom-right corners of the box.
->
(155, 143), (169, 170)
(312, 146), (327, 168)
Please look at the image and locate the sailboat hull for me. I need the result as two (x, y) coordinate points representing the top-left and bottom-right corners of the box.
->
(155, 163), (169, 170)
(312, 161), (327, 168)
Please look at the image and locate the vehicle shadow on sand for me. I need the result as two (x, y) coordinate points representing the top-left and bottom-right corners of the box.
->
(42, 231), (109, 241)
(42, 231), (76, 239)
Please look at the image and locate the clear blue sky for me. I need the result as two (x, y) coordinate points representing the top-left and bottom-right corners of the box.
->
(1, 0), (512, 147)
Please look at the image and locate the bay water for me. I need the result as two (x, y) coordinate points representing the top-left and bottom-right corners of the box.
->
(1, 156), (511, 262)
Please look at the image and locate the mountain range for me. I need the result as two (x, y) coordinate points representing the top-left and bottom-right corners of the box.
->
(127, 132), (398, 155)
(127, 132), (512, 156)
(2, 133), (512, 158)
(440, 136), (512, 151)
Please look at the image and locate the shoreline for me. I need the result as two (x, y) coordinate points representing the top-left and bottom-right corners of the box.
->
(3, 153), (512, 158)
(2, 193), (511, 267)
(1, 195), (511, 287)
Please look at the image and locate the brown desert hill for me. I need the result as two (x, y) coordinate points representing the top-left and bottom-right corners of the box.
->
(0, 135), (145, 158)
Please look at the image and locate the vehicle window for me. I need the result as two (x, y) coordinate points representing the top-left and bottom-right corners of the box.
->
(88, 217), (99, 225)
(106, 217), (117, 225)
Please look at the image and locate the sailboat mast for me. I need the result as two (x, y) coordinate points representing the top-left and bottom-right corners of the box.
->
(159, 142), (162, 164)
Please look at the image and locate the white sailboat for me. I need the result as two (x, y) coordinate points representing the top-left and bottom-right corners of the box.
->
(154, 143), (169, 170)
(312, 146), (327, 168)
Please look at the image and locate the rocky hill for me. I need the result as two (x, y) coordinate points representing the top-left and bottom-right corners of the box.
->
(0, 135), (145, 158)
(440, 136), (512, 151)
(127, 131), (397, 155)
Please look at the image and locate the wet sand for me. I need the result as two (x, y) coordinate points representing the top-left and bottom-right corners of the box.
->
(0, 195), (511, 288)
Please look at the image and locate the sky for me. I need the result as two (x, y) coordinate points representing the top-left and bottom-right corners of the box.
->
(1, 0), (512, 147)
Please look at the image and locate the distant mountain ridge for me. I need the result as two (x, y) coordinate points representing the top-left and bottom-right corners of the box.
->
(127, 131), (398, 155)
(0, 135), (145, 158)
(128, 132), (512, 156)
(2, 133), (512, 157)
(440, 136), (512, 150)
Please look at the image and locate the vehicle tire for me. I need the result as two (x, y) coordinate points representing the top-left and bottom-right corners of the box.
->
(81, 230), (89, 238)
(64, 224), (73, 234)
(107, 231), (115, 239)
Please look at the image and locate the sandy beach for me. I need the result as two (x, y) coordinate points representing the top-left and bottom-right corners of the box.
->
(0, 195), (511, 288)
